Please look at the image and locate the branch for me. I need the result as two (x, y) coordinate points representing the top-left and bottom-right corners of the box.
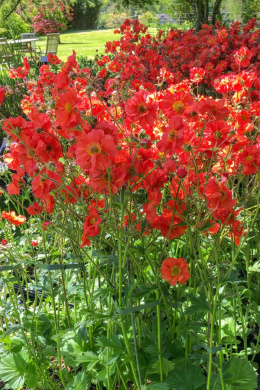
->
(3, 0), (22, 20)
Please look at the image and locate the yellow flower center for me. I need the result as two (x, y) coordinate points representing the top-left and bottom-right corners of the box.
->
(86, 142), (102, 156)
(172, 101), (185, 113)
(65, 102), (73, 113)
(214, 131), (222, 139)
(167, 129), (178, 141)
(90, 217), (97, 225)
(170, 265), (181, 276)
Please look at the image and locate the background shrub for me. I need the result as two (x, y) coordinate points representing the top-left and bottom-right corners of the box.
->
(0, 13), (30, 39)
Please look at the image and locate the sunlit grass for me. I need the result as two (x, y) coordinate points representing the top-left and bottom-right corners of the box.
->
(36, 28), (157, 61)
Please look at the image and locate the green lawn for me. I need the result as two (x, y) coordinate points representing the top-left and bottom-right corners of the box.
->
(37, 28), (157, 61)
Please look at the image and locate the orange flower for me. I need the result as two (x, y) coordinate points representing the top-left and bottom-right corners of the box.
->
(1, 211), (26, 226)
(161, 257), (190, 286)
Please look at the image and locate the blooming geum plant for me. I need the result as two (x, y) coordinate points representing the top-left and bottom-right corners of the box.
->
(0, 19), (260, 390)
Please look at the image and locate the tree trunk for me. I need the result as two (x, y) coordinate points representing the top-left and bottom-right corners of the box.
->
(203, 0), (209, 24)
(212, 0), (222, 25)
(72, 0), (102, 30)
(194, 0), (204, 31)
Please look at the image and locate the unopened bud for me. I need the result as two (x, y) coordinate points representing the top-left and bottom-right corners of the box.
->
(176, 167), (187, 178)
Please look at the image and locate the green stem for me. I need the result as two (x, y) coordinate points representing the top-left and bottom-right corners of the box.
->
(156, 290), (163, 382)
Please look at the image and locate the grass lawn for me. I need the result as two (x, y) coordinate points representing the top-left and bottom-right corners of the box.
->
(37, 28), (157, 61)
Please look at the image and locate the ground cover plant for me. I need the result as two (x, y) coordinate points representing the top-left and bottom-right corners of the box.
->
(1, 17), (260, 390)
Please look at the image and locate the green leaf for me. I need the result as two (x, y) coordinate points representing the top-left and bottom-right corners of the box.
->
(115, 298), (161, 315)
(222, 358), (257, 389)
(142, 384), (169, 390)
(147, 384), (169, 390)
(26, 363), (38, 389)
(0, 265), (21, 271)
(96, 334), (123, 350)
(3, 325), (24, 338)
(36, 263), (83, 270)
(199, 343), (222, 354)
(76, 351), (99, 370)
(248, 261), (260, 273)
(148, 358), (174, 377)
(0, 350), (29, 389)
(165, 364), (205, 390)
(105, 352), (121, 366)
(184, 294), (211, 316)
(65, 372), (89, 390)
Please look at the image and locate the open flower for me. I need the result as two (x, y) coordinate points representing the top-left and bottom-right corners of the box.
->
(161, 257), (190, 286)
(1, 211), (26, 226)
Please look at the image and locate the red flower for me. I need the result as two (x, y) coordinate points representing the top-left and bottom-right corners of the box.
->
(125, 90), (158, 128)
(0, 88), (5, 106)
(89, 167), (126, 194)
(27, 202), (43, 216)
(35, 135), (63, 163)
(199, 220), (220, 235)
(161, 257), (190, 286)
(239, 145), (260, 175)
(55, 88), (81, 128)
(1, 239), (8, 245)
(205, 178), (237, 212)
(75, 129), (118, 173)
(231, 220), (245, 237)
(80, 208), (102, 248)
(160, 91), (193, 117)
(31, 240), (39, 246)
(47, 53), (61, 65)
(32, 169), (61, 199)
(98, 68), (108, 78)
(7, 174), (25, 196)
(42, 222), (51, 230)
(151, 200), (187, 240)
(190, 67), (205, 83)
(9, 57), (30, 79)
(234, 47), (252, 68)
(2, 211), (26, 226)
(157, 115), (184, 154)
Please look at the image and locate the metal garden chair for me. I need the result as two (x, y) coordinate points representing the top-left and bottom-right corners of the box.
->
(39, 33), (60, 64)
(21, 33), (36, 51)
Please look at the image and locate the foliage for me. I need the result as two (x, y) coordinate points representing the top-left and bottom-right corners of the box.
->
(0, 0), (73, 35)
(242, 0), (260, 23)
(99, 3), (129, 29)
(0, 4), (30, 38)
(71, 0), (103, 30)
(31, 0), (74, 35)
(1, 17), (260, 390)
(166, 0), (223, 30)
(138, 11), (158, 27)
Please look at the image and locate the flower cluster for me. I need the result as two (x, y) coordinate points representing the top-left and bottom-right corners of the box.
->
(2, 19), (260, 286)
(101, 18), (260, 89)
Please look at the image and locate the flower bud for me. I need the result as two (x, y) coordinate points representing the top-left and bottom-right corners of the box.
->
(176, 167), (187, 178)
